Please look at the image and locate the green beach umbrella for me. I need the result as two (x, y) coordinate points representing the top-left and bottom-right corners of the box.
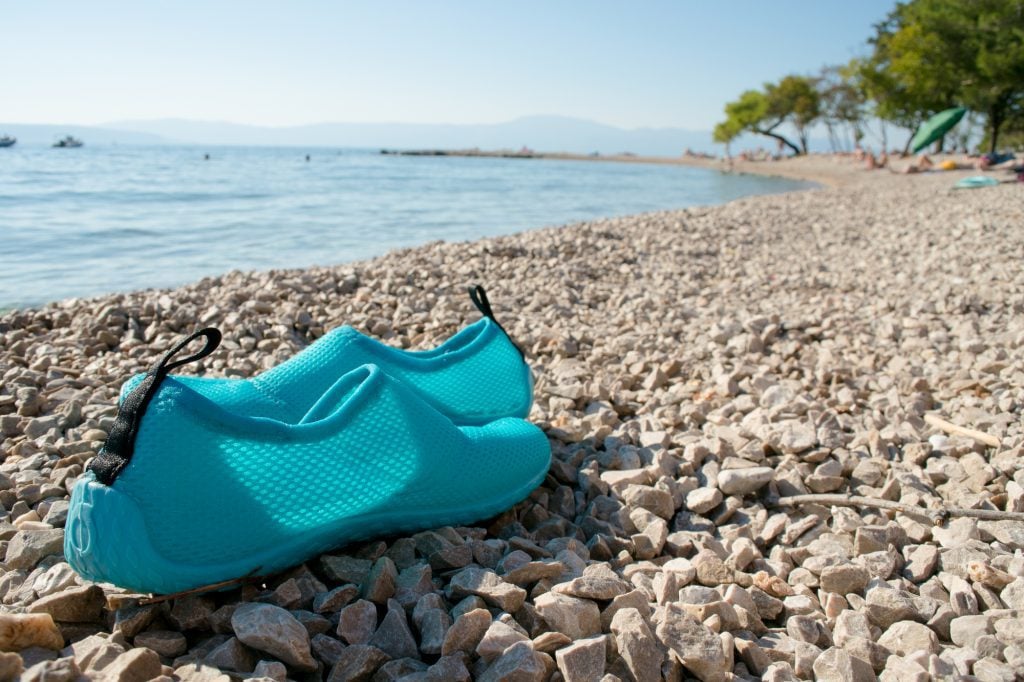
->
(910, 107), (967, 154)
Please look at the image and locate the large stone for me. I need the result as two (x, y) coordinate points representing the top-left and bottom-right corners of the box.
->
(133, 630), (187, 658)
(311, 633), (346, 666)
(326, 645), (389, 682)
(441, 608), (492, 656)
(31, 563), (78, 599)
(20, 656), (79, 682)
(692, 550), (736, 586)
(368, 599), (418, 660)
(819, 564), (870, 595)
(864, 588), (923, 628)
(101, 648), (163, 682)
(999, 578), (1024, 610)
(552, 563), (630, 600)
(685, 488), (722, 515)
(0, 612), (64, 650)
(28, 585), (105, 623)
(876, 621), (940, 656)
(973, 657), (1017, 682)
(321, 555), (372, 584)
(425, 654), (472, 681)
(65, 636), (124, 673)
(811, 647), (874, 682)
(4, 529), (65, 570)
(717, 467), (774, 495)
(0, 652), (23, 680)
(621, 485), (675, 519)
(313, 585), (359, 614)
(876, 655), (929, 682)
(555, 635), (606, 682)
(394, 563), (434, 610)
(337, 600), (378, 645)
(475, 619), (529, 663)
(447, 568), (526, 613)
(533, 592), (601, 640)
(601, 589), (653, 631)
(112, 603), (162, 638)
(168, 595), (215, 631)
(479, 640), (553, 682)
(655, 603), (727, 681)
(610, 608), (661, 682)
(361, 556), (397, 604)
(231, 603), (316, 671)
(416, 607), (451, 656)
(204, 636), (256, 673)
(949, 614), (995, 647)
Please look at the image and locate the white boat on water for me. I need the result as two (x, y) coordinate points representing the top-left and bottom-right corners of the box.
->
(0, 135), (15, 148)
(53, 135), (84, 148)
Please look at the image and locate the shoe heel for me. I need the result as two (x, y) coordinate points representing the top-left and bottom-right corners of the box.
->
(66, 472), (159, 592)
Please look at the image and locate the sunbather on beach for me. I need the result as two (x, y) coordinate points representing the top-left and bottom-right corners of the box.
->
(895, 154), (934, 174)
(976, 151), (1019, 170)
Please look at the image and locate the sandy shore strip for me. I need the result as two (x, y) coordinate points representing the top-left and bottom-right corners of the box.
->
(1, 166), (1023, 680)
(383, 148), (1003, 188)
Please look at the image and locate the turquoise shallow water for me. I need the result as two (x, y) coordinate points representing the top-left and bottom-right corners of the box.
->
(0, 145), (812, 309)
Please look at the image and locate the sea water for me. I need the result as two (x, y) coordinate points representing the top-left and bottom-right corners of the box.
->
(0, 145), (812, 309)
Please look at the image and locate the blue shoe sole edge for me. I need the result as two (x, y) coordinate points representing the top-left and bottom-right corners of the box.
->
(64, 458), (550, 596)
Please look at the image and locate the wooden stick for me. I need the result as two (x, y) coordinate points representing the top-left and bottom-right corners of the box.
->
(138, 569), (266, 604)
(771, 493), (1024, 525)
(924, 413), (1001, 448)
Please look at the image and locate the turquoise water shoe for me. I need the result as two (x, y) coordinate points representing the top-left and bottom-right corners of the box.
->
(65, 329), (550, 594)
(120, 286), (531, 426)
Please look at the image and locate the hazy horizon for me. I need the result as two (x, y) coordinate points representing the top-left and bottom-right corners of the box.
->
(3, 114), (868, 156)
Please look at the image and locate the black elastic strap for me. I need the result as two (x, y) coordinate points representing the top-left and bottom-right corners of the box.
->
(89, 328), (222, 485)
(469, 285), (525, 361)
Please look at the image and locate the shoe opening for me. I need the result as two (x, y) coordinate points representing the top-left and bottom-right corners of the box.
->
(299, 365), (375, 425)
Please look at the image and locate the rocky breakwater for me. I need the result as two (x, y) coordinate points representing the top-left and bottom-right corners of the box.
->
(1, 171), (1023, 680)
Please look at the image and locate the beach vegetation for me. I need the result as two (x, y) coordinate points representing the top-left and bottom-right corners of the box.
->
(717, 75), (821, 156)
(865, 0), (1024, 153)
(818, 62), (868, 152)
(717, 0), (1024, 154)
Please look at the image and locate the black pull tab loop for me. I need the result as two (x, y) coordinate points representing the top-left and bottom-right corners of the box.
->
(469, 285), (496, 321)
(468, 284), (525, 361)
(161, 328), (222, 373)
(88, 328), (222, 485)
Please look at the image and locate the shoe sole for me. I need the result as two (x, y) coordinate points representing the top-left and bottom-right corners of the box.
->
(65, 458), (549, 595)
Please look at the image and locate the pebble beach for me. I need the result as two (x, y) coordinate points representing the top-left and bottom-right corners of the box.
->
(1, 160), (1023, 681)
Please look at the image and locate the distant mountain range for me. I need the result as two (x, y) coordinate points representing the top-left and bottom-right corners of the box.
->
(1, 115), (800, 155)
(100, 115), (734, 155)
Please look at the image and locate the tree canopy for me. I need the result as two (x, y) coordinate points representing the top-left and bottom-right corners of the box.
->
(716, 76), (821, 155)
(714, 0), (1024, 154)
(866, 0), (1023, 152)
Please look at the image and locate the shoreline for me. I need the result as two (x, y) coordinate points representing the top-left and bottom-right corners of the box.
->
(381, 148), (882, 188)
(1, 163), (1023, 679)
(383, 147), (1016, 189)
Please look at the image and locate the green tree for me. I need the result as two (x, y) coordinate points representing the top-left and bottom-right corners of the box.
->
(867, 0), (1024, 153)
(712, 119), (742, 157)
(716, 75), (821, 155)
(964, 0), (1024, 151)
(819, 62), (868, 152)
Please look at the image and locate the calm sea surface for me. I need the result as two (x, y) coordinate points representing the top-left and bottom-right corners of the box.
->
(0, 145), (812, 309)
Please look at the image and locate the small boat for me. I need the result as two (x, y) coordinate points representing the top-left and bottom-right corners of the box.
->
(53, 135), (84, 148)
(0, 135), (15, 148)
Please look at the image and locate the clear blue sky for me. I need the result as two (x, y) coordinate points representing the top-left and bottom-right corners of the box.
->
(5, 1), (897, 130)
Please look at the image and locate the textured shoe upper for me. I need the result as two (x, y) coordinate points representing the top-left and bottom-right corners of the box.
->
(109, 365), (547, 566)
(123, 318), (532, 426)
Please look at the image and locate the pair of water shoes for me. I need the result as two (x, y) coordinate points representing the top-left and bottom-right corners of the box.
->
(65, 287), (551, 595)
